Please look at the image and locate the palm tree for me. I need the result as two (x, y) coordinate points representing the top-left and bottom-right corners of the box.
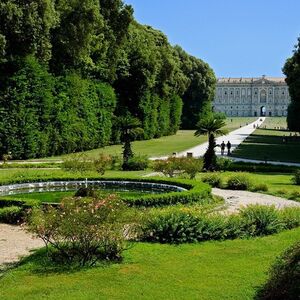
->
(117, 113), (143, 170)
(195, 115), (227, 171)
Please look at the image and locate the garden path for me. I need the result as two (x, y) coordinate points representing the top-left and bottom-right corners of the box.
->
(0, 224), (43, 266)
(212, 188), (300, 213)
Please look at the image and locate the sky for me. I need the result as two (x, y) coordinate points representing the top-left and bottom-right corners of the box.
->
(124, 0), (300, 78)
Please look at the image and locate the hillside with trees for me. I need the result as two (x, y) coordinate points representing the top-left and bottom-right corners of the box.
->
(0, 0), (216, 159)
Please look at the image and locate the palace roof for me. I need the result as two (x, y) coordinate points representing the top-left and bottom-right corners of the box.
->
(217, 76), (286, 84)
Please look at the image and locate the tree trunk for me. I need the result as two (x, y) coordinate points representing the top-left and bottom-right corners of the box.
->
(203, 133), (217, 171)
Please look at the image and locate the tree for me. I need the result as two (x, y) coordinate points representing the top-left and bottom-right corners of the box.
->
(174, 46), (216, 129)
(195, 115), (227, 171)
(283, 36), (300, 132)
(116, 112), (143, 170)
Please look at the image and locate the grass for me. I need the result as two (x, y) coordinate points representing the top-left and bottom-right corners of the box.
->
(4, 189), (165, 203)
(0, 228), (299, 300)
(261, 117), (288, 129)
(232, 117), (300, 163)
(20, 117), (257, 162)
(225, 117), (257, 131)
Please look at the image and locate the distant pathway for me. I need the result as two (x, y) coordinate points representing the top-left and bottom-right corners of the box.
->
(177, 117), (265, 158)
(151, 117), (265, 160)
(212, 188), (300, 213)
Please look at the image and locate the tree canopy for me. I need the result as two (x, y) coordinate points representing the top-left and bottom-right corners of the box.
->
(283, 36), (300, 132)
(0, 0), (216, 159)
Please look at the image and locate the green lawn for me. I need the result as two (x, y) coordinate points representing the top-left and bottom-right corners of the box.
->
(21, 117), (257, 162)
(231, 117), (300, 163)
(232, 128), (300, 163)
(260, 117), (288, 129)
(0, 228), (299, 300)
(225, 117), (257, 131)
(5, 189), (164, 203)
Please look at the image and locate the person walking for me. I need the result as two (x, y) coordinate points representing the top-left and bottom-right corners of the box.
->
(226, 141), (231, 156)
(220, 141), (225, 156)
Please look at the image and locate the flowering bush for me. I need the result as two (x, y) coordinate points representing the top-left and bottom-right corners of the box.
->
(27, 195), (133, 266)
(153, 157), (202, 178)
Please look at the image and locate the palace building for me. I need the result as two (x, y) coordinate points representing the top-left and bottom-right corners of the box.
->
(213, 76), (290, 117)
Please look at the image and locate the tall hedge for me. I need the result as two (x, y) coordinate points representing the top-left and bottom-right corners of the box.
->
(0, 0), (215, 158)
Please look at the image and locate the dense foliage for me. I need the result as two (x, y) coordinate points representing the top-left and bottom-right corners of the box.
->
(0, 0), (216, 159)
(255, 241), (300, 300)
(27, 195), (132, 266)
(283, 36), (300, 132)
(142, 205), (300, 244)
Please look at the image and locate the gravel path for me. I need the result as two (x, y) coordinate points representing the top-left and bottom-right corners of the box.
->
(212, 188), (300, 213)
(0, 224), (43, 265)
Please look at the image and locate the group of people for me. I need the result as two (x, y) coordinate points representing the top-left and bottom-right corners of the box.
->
(220, 141), (231, 156)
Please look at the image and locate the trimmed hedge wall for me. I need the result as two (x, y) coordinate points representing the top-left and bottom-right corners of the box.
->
(0, 177), (212, 208)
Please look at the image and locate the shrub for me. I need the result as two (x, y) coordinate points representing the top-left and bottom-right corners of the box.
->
(202, 173), (223, 188)
(141, 205), (299, 244)
(227, 173), (253, 190)
(153, 157), (183, 177)
(216, 157), (232, 170)
(63, 153), (112, 175)
(279, 207), (300, 229)
(124, 155), (149, 171)
(251, 183), (268, 192)
(0, 206), (23, 224)
(275, 189), (288, 196)
(27, 195), (133, 266)
(288, 191), (300, 201)
(93, 153), (112, 175)
(291, 170), (300, 185)
(180, 157), (203, 179)
(153, 157), (202, 178)
(62, 153), (94, 173)
(255, 241), (300, 300)
(239, 205), (283, 236)
(74, 187), (98, 198)
(142, 212), (227, 244)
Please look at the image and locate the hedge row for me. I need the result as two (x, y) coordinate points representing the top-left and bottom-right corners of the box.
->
(223, 161), (299, 173)
(0, 177), (212, 208)
(141, 205), (300, 244)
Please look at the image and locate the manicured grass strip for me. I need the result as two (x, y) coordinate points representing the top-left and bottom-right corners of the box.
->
(232, 128), (300, 163)
(0, 228), (299, 300)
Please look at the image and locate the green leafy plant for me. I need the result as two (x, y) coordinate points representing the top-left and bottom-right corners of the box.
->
(291, 170), (300, 185)
(255, 241), (300, 300)
(153, 157), (202, 179)
(93, 153), (112, 175)
(0, 206), (23, 224)
(251, 183), (268, 192)
(27, 195), (133, 266)
(125, 155), (149, 171)
(202, 173), (223, 188)
(239, 205), (283, 236)
(195, 114), (228, 171)
(227, 173), (253, 190)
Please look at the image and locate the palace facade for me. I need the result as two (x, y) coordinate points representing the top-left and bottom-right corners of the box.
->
(213, 76), (290, 117)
